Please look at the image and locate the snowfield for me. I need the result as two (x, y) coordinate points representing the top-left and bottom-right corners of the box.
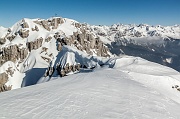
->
(1, 56), (180, 119)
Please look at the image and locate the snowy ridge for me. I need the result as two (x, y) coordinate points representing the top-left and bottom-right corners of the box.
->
(1, 56), (180, 118)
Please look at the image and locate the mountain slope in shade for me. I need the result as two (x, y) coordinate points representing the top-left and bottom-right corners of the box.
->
(0, 56), (180, 119)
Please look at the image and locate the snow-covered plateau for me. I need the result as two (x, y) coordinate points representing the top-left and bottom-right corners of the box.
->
(0, 17), (180, 118)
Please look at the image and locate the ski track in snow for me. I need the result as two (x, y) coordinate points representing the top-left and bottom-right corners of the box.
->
(0, 68), (180, 119)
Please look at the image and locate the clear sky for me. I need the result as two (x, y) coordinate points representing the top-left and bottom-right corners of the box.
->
(0, 0), (180, 27)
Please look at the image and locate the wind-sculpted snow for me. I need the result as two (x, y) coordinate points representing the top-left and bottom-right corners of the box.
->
(0, 66), (180, 119)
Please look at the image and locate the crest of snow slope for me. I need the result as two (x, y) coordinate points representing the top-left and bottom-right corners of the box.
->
(1, 57), (180, 118)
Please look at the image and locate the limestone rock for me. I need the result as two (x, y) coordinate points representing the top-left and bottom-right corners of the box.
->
(75, 23), (81, 28)
(0, 38), (6, 45)
(0, 72), (11, 93)
(19, 29), (29, 38)
(51, 18), (64, 29)
(41, 20), (50, 31)
(27, 37), (43, 51)
(41, 56), (51, 63)
(0, 44), (29, 65)
(32, 25), (39, 31)
(45, 36), (52, 42)
(7, 35), (16, 41)
(134, 31), (142, 37)
(21, 22), (29, 28)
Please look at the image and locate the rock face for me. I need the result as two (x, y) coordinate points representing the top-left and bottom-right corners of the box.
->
(56, 63), (81, 77)
(51, 18), (64, 29)
(7, 35), (16, 41)
(0, 45), (28, 65)
(32, 25), (39, 31)
(0, 38), (6, 45)
(0, 72), (12, 93)
(26, 37), (43, 51)
(21, 21), (29, 28)
(55, 31), (110, 57)
(19, 29), (29, 38)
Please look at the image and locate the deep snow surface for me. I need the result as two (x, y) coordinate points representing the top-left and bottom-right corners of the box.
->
(0, 57), (180, 119)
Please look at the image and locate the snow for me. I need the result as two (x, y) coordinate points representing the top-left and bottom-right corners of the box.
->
(1, 17), (180, 118)
(1, 56), (180, 118)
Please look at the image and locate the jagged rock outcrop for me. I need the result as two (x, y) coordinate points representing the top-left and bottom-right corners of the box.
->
(44, 67), (55, 77)
(41, 20), (50, 31)
(0, 72), (12, 93)
(26, 37), (43, 51)
(51, 18), (64, 29)
(21, 21), (29, 28)
(7, 35), (16, 41)
(0, 45), (28, 65)
(32, 25), (39, 31)
(0, 38), (6, 45)
(19, 29), (29, 38)
(45, 36), (52, 42)
(56, 63), (81, 77)
(55, 31), (110, 57)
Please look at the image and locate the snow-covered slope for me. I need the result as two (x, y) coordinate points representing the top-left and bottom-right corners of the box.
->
(1, 57), (180, 119)
(1, 17), (180, 118)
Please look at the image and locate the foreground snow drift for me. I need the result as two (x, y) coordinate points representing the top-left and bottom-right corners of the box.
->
(1, 56), (180, 119)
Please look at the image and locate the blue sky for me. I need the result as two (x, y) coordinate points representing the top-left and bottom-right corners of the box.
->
(0, 0), (180, 27)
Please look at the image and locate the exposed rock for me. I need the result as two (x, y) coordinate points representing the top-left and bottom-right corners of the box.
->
(0, 38), (6, 45)
(27, 37), (43, 51)
(77, 34), (84, 45)
(21, 22), (29, 28)
(134, 31), (142, 37)
(44, 67), (55, 77)
(6, 67), (14, 77)
(75, 23), (81, 28)
(19, 29), (29, 38)
(32, 25), (39, 31)
(7, 28), (11, 32)
(41, 20), (50, 31)
(45, 36), (52, 42)
(41, 56), (51, 63)
(35, 25), (39, 31)
(0, 72), (11, 93)
(7, 35), (16, 41)
(0, 45), (28, 65)
(51, 18), (64, 29)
